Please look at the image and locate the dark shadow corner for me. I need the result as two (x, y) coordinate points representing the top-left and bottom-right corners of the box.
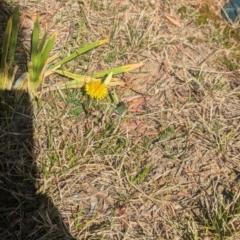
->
(0, 2), (76, 240)
(0, 93), (76, 240)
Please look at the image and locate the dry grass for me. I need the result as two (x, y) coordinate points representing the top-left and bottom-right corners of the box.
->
(1, 0), (240, 239)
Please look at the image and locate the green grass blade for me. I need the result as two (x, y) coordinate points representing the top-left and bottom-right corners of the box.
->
(30, 33), (56, 83)
(0, 17), (12, 88)
(55, 69), (98, 82)
(3, 64), (9, 88)
(28, 61), (34, 83)
(92, 63), (143, 78)
(57, 79), (85, 89)
(31, 15), (39, 63)
(34, 33), (57, 82)
(103, 72), (113, 85)
(9, 6), (19, 68)
(38, 33), (47, 55)
(1, 18), (12, 72)
(53, 70), (106, 90)
(29, 33), (56, 93)
(132, 165), (152, 184)
(40, 33), (57, 65)
(48, 78), (86, 91)
(48, 39), (108, 71)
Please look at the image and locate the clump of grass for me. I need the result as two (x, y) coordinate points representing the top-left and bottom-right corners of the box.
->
(195, 190), (240, 239)
(0, 6), (19, 89)
(0, 6), (143, 99)
(166, 190), (240, 240)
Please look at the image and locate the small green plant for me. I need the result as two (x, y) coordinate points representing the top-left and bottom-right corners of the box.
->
(195, 191), (240, 239)
(0, 6), (19, 89)
(1, 7), (143, 99)
(25, 15), (56, 94)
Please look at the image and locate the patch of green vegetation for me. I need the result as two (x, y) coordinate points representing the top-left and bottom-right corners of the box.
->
(153, 126), (175, 145)
(79, 101), (125, 155)
(198, 192), (240, 238)
(78, 18), (87, 32)
(179, 220), (199, 240)
(94, 135), (126, 155)
(223, 26), (240, 43)
(48, 153), (59, 171)
(73, 208), (83, 230)
(196, 2), (220, 26)
(42, 152), (59, 179)
(177, 6), (187, 18)
(195, 1), (240, 51)
(152, 126), (181, 158)
(89, 0), (112, 11)
(218, 57), (238, 71)
(66, 141), (77, 167)
(215, 26), (240, 50)
(212, 119), (236, 152)
(65, 88), (84, 117)
(175, 190), (240, 240)
(104, 51), (117, 63)
(132, 165), (152, 184)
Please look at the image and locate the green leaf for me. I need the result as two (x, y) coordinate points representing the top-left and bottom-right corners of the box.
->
(116, 102), (127, 115)
(27, 61), (34, 83)
(49, 78), (85, 91)
(0, 16), (12, 88)
(92, 63), (143, 78)
(26, 15), (57, 96)
(51, 70), (101, 90)
(34, 33), (57, 82)
(132, 165), (152, 184)
(38, 33), (47, 55)
(58, 79), (85, 89)
(9, 6), (19, 69)
(1, 18), (12, 70)
(29, 32), (56, 93)
(103, 71), (113, 85)
(55, 69), (99, 82)
(31, 15), (40, 65)
(48, 39), (108, 71)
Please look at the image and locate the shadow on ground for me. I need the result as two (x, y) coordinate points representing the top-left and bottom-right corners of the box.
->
(0, 2), (75, 240)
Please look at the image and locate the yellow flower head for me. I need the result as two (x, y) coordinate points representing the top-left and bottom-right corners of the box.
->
(85, 80), (108, 100)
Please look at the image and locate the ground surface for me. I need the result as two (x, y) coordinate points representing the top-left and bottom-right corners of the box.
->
(2, 0), (240, 239)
